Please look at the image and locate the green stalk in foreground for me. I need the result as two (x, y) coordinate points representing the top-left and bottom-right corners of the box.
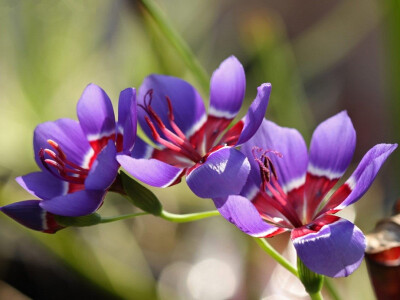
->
(254, 237), (298, 277)
(138, 0), (210, 93)
(255, 238), (327, 300)
(309, 291), (324, 300)
(324, 278), (341, 300)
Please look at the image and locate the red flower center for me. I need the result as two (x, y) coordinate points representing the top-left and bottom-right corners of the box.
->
(252, 147), (303, 228)
(140, 90), (203, 164)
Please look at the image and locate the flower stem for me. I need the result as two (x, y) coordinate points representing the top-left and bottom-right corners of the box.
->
(254, 238), (298, 277)
(100, 212), (150, 223)
(138, 0), (210, 93)
(324, 278), (341, 300)
(309, 291), (324, 300)
(160, 209), (220, 223)
(99, 210), (219, 224)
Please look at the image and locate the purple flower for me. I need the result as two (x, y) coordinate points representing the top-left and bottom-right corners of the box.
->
(2, 84), (137, 232)
(213, 112), (397, 277)
(1, 200), (64, 233)
(117, 56), (271, 198)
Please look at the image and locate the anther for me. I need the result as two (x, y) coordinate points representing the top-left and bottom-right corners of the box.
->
(251, 146), (282, 190)
(47, 139), (66, 160)
(39, 140), (90, 184)
(141, 91), (203, 163)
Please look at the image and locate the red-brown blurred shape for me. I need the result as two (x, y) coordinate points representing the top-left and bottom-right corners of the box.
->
(365, 214), (400, 300)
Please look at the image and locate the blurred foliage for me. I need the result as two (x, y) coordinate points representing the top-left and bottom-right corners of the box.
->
(0, 0), (397, 299)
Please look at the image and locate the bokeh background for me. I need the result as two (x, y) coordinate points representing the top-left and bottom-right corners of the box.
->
(0, 0), (399, 299)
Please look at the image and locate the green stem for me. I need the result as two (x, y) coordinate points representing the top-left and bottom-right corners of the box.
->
(324, 278), (341, 300)
(100, 212), (149, 223)
(254, 238), (298, 277)
(309, 291), (323, 300)
(138, 0), (210, 93)
(99, 210), (219, 224)
(160, 209), (220, 223)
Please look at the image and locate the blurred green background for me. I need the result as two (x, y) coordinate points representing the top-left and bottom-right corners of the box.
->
(0, 0), (399, 299)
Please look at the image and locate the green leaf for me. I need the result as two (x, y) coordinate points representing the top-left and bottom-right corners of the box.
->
(54, 213), (102, 227)
(120, 171), (163, 216)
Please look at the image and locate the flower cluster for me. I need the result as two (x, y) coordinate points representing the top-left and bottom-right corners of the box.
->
(1, 56), (397, 278)
(2, 85), (136, 232)
(212, 113), (397, 277)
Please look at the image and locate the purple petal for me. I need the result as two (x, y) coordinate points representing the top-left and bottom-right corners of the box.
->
(117, 88), (137, 153)
(186, 147), (250, 198)
(85, 141), (119, 191)
(213, 195), (288, 237)
(320, 143), (398, 215)
(34, 118), (92, 169)
(209, 56), (246, 119)
(308, 111), (356, 179)
(138, 75), (206, 142)
(117, 154), (184, 188)
(16, 172), (66, 200)
(77, 83), (116, 142)
(291, 215), (366, 277)
(40, 190), (105, 217)
(130, 137), (154, 159)
(0, 200), (63, 233)
(241, 119), (308, 194)
(235, 83), (271, 145)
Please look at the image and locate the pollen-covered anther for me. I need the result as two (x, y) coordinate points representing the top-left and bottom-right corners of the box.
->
(251, 146), (281, 188)
(251, 146), (302, 227)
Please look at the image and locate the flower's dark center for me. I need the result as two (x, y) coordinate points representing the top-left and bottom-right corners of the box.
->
(39, 139), (89, 184)
(252, 146), (302, 228)
(252, 147), (279, 191)
(139, 89), (203, 163)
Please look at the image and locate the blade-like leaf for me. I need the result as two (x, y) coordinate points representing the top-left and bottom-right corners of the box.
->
(120, 171), (163, 216)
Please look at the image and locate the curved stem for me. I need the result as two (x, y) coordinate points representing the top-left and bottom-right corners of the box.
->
(160, 209), (220, 223)
(138, 0), (209, 93)
(99, 210), (219, 224)
(100, 212), (150, 223)
(254, 238), (298, 277)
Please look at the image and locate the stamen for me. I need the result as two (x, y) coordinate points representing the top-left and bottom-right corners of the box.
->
(145, 116), (201, 161)
(140, 90), (203, 163)
(252, 146), (302, 227)
(138, 89), (154, 113)
(39, 140), (89, 185)
(44, 149), (65, 166)
(252, 147), (281, 190)
(39, 149), (62, 179)
(165, 96), (186, 140)
(145, 89), (153, 107)
(145, 116), (186, 153)
(44, 159), (63, 172)
(47, 140), (66, 160)
(47, 140), (86, 171)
